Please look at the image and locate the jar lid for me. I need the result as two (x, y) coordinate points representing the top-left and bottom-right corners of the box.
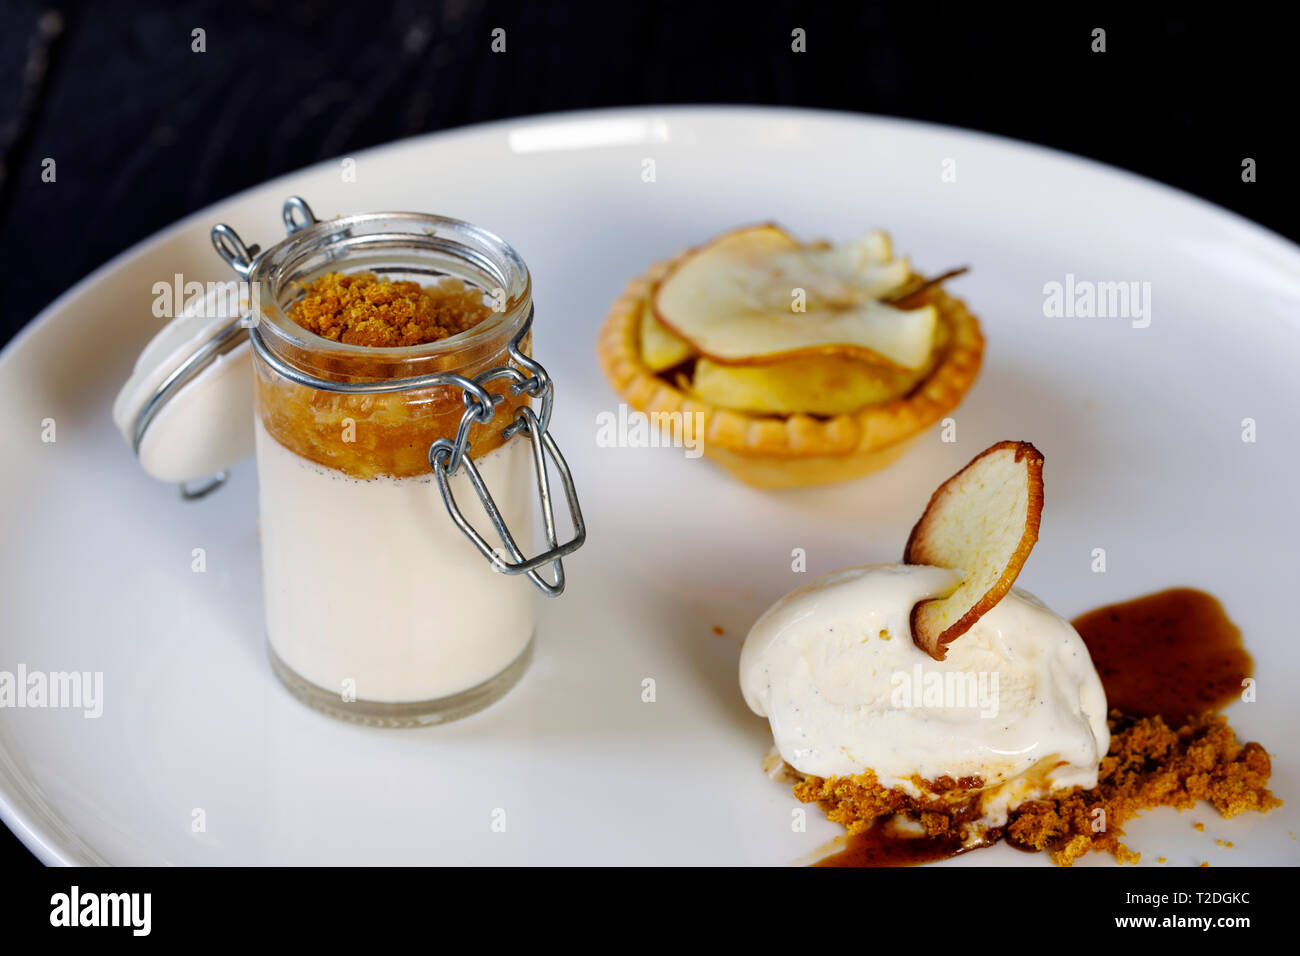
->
(111, 281), (253, 490)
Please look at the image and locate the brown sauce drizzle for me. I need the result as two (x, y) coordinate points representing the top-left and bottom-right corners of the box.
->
(814, 827), (984, 867)
(812, 588), (1251, 866)
(1071, 588), (1251, 724)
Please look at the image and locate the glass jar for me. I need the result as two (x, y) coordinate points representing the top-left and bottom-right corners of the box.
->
(207, 199), (585, 726)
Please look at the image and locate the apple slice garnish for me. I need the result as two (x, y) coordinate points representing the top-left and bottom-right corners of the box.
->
(903, 441), (1045, 660)
(651, 224), (937, 370)
(639, 299), (694, 371)
(690, 352), (932, 415)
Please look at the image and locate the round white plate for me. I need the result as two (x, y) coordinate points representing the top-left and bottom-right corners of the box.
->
(3, 107), (1298, 866)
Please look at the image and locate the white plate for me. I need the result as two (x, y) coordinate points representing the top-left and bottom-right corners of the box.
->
(2, 107), (1298, 866)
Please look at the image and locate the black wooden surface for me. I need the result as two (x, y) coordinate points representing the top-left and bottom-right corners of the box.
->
(0, 2), (1291, 867)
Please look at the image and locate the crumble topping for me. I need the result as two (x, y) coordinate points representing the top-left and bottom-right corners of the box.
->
(793, 710), (1279, 866)
(1006, 711), (1278, 865)
(289, 272), (491, 347)
(257, 271), (527, 478)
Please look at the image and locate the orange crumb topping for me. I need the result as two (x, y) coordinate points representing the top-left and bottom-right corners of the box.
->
(257, 272), (527, 478)
(793, 711), (1280, 867)
(793, 771), (987, 844)
(288, 272), (491, 347)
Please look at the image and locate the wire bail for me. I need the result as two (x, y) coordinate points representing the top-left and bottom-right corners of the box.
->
(427, 315), (585, 596)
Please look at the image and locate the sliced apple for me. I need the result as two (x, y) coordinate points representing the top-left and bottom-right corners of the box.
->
(691, 352), (931, 415)
(652, 224), (937, 370)
(903, 441), (1045, 660)
(639, 300), (694, 371)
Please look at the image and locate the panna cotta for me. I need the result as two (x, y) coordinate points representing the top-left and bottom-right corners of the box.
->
(255, 418), (534, 703)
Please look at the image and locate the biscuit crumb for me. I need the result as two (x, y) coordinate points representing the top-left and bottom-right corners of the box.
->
(1194, 822), (1205, 832)
(712, 625), (725, 636)
(289, 272), (491, 347)
(260, 270), (524, 479)
(794, 711), (1280, 867)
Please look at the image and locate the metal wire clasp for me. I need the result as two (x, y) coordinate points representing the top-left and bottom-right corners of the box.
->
(428, 316), (585, 597)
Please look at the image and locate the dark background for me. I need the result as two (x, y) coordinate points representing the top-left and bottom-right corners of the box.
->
(0, 2), (1291, 866)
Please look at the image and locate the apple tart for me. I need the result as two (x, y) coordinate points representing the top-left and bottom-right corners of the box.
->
(596, 225), (983, 488)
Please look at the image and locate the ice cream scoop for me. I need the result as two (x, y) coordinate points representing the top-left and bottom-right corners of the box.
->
(740, 564), (1109, 824)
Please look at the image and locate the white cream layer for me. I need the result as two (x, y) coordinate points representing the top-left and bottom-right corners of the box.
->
(255, 419), (535, 703)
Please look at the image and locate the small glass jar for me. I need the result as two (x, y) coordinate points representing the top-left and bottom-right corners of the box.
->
(208, 200), (584, 726)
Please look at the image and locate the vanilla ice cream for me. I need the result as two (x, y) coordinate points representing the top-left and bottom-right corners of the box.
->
(740, 564), (1109, 824)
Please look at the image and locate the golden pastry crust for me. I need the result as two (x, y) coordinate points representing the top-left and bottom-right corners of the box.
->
(596, 255), (984, 489)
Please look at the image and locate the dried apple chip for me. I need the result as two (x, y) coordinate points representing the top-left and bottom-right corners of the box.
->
(903, 441), (1045, 660)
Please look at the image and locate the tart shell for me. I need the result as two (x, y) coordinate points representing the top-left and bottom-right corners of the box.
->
(596, 256), (985, 489)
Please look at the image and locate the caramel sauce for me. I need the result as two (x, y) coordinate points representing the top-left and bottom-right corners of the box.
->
(814, 826), (979, 867)
(809, 587), (1251, 866)
(1071, 588), (1251, 724)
